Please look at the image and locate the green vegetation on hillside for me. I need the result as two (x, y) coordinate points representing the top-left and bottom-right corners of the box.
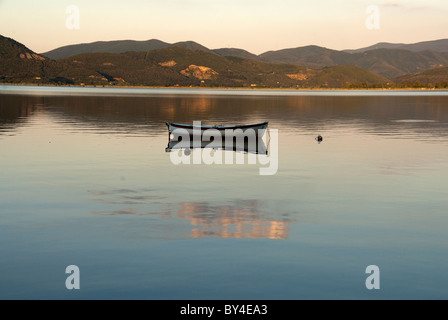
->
(259, 46), (448, 78)
(393, 66), (448, 88)
(1, 35), (448, 89)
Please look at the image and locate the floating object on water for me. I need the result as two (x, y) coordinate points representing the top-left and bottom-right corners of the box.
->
(315, 135), (323, 143)
(166, 121), (268, 138)
(165, 121), (270, 154)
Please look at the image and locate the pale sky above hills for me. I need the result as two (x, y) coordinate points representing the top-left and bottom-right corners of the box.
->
(0, 0), (447, 54)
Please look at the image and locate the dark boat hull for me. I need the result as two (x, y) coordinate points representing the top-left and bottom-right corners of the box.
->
(166, 121), (268, 137)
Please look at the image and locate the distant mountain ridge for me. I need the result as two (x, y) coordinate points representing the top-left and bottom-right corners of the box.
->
(1, 35), (388, 88)
(42, 39), (214, 60)
(2, 34), (448, 88)
(259, 46), (448, 78)
(212, 48), (259, 61)
(40, 38), (448, 78)
(42, 38), (448, 60)
(344, 39), (448, 53)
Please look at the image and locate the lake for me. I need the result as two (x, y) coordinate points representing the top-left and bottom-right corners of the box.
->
(1, 85), (448, 300)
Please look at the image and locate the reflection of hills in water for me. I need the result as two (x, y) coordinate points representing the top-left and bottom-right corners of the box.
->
(1, 93), (448, 140)
(90, 189), (293, 239)
(0, 95), (40, 134)
(178, 201), (290, 239)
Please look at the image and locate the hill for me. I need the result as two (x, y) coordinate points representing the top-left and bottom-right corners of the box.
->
(55, 47), (387, 88)
(344, 42), (406, 53)
(351, 48), (448, 78)
(0, 35), (61, 84)
(0, 35), (390, 88)
(259, 45), (352, 67)
(212, 48), (259, 60)
(303, 65), (389, 88)
(41, 39), (214, 60)
(38, 37), (448, 80)
(345, 39), (448, 53)
(0, 35), (46, 60)
(393, 66), (448, 88)
(259, 46), (448, 78)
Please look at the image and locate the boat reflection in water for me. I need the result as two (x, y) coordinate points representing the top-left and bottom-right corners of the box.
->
(165, 135), (268, 155)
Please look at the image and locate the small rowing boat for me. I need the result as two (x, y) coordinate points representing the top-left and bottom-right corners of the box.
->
(166, 121), (268, 137)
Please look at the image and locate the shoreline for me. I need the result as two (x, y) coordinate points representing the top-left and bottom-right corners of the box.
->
(1, 83), (448, 97)
(0, 82), (444, 90)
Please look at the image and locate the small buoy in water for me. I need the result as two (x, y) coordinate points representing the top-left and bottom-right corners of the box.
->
(315, 135), (323, 143)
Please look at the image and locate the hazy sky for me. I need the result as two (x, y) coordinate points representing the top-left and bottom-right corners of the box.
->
(0, 0), (447, 54)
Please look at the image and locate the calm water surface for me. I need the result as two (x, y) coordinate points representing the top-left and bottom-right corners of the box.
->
(1, 86), (448, 299)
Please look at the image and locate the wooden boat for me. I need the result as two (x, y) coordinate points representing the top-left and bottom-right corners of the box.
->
(166, 121), (268, 137)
